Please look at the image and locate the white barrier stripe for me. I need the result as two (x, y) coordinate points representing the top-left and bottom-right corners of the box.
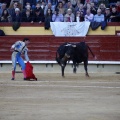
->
(0, 61), (120, 64)
(0, 84), (120, 89)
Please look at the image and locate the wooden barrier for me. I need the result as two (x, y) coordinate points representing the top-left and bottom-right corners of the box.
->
(0, 22), (120, 36)
(0, 36), (119, 61)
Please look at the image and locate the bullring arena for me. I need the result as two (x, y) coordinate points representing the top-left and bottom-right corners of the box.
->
(0, 22), (120, 120)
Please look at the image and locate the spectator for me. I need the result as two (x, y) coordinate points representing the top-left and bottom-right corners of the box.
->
(44, 2), (53, 15)
(84, 9), (94, 22)
(70, 0), (77, 8)
(56, 2), (65, 15)
(75, 11), (84, 22)
(78, 3), (86, 16)
(10, 0), (24, 10)
(98, 3), (106, 14)
(22, 4), (34, 17)
(74, 0), (81, 13)
(32, 9), (43, 23)
(110, 6), (120, 22)
(65, 1), (75, 15)
(62, 0), (67, 9)
(0, 0), (11, 8)
(0, 3), (7, 17)
(12, 8), (22, 22)
(90, 2), (97, 15)
(49, 0), (58, 12)
(21, 9), (33, 22)
(23, 0), (36, 9)
(8, 2), (19, 16)
(98, 0), (109, 7)
(93, 8), (104, 22)
(64, 8), (75, 22)
(9, 0), (23, 11)
(0, 9), (12, 22)
(104, 7), (111, 22)
(52, 9), (64, 22)
(116, 1), (120, 12)
(44, 8), (52, 29)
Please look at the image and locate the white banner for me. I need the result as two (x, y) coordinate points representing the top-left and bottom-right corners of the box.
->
(50, 22), (90, 37)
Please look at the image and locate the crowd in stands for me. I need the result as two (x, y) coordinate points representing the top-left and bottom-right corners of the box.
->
(0, 0), (119, 25)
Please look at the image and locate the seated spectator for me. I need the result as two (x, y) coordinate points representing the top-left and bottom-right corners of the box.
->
(62, 0), (67, 9)
(0, 9), (12, 22)
(64, 8), (75, 22)
(52, 9), (64, 22)
(98, 3), (106, 14)
(84, 9), (94, 22)
(0, 3), (7, 17)
(23, 0), (36, 9)
(34, 3), (45, 22)
(93, 8), (104, 22)
(9, 0), (23, 11)
(8, 2), (19, 16)
(104, 7), (111, 22)
(22, 4), (34, 16)
(78, 3), (86, 16)
(31, 9), (43, 23)
(56, 2), (65, 15)
(10, 0), (24, 10)
(12, 8), (22, 22)
(75, 11), (84, 22)
(44, 2), (53, 15)
(90, 2), (97, 15)
(74, 0), (81, 13)
(21, 9), (33, 22)
(65, 1), (75, 15)
(70, 0), (77, 8)
(49, 0), (58, 12)
(44, 8), (52, 29)
(110, 6), (120, 22)
(116, 1), (120, 12)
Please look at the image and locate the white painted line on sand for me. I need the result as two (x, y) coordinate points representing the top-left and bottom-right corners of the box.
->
(0, 84), (120, 89)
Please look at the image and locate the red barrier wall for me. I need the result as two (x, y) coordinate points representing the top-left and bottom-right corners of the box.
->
(0, 36), (119, 61)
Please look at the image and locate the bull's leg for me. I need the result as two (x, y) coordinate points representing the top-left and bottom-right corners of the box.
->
(84, 60), (89, 77)
(73, 62), (77, 73)
(61, 66), (65, 77)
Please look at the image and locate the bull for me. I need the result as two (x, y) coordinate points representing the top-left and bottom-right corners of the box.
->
(56, 42), (96, 77)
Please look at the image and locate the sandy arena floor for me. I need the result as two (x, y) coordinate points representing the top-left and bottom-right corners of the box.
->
(0, 73), (120, 120)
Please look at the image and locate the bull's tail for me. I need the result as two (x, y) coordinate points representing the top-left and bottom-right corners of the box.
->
(87, 45), (97, 60)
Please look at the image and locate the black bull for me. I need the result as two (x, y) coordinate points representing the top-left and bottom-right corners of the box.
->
(56, 42), (96, 77)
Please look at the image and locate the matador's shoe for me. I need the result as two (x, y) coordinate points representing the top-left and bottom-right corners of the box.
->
(11, 78), (14, 80)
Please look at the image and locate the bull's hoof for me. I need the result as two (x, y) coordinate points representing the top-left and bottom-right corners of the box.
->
(73, 68), (76, 73)
(86, 73), (89, 77)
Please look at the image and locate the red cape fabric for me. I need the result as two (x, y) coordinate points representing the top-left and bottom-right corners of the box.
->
(25, 62), (37, 80)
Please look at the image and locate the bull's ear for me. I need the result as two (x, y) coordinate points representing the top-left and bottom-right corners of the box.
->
(72, 45), (76, 48)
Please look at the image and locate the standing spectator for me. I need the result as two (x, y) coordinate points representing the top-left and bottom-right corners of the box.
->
(0, 3), (7, 17)
(110, 6), (120, 22)
(49, 0), (58, 12)
(93, 8), (104, 22)
(70, 0), (77, 8)
(74, 0), (81, 13)
(64, 8), (75, 22)
(12, 8), (22, 22)
(0, 9), (12, 22)
(84, 9), (94, 22)
(44, 8), (52, 29)
(0, 0), (11, 8)
(52, 9), (64, 22)
(104, 7), (111, 22)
